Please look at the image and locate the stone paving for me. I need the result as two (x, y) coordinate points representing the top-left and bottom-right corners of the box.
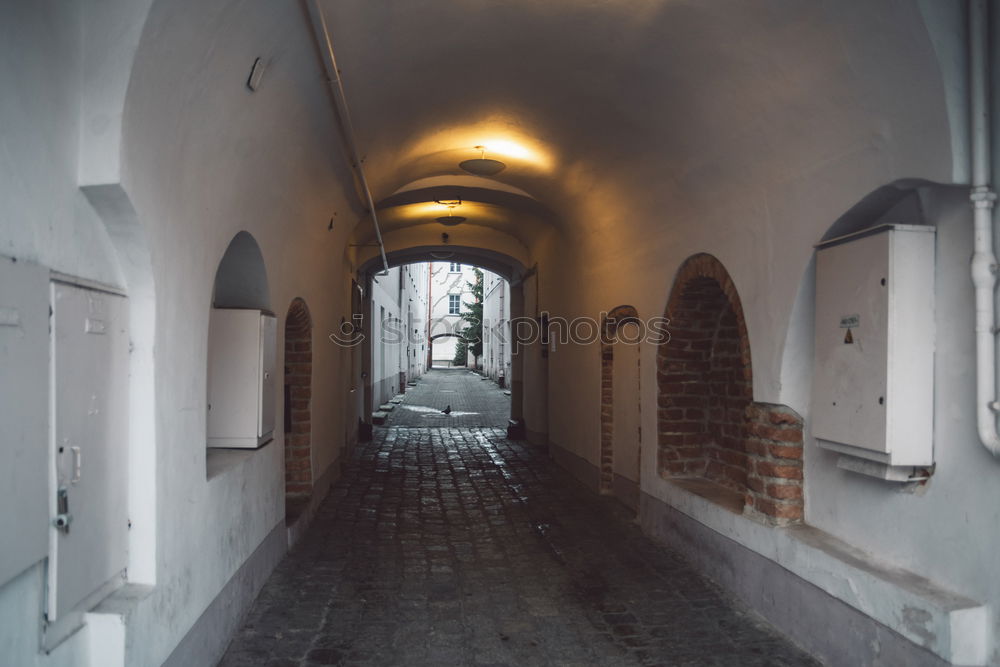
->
(385, 369), (511, 428)
(219, 373), (819, 667)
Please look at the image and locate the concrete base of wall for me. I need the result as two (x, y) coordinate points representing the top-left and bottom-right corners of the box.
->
(162, 520), (287, 667)
(550, 441), (599, 492)
(526, 429), (548, 448)
(612, 472), (638, 511)
(287, 458), (341, 548)
(546, 443), (950, 667)
(639, 492), (948, 667)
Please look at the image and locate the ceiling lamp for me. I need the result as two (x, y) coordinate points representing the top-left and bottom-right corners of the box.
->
(434, 199), (466, 226)
(459, 145), (506, 176)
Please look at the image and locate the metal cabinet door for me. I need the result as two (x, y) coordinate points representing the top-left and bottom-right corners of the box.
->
(48, 282), (129, 620)
(0, 259), (49, 588)
(259, 313), (276, 440)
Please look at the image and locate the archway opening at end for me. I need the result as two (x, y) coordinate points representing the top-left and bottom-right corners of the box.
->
(284, 298), (312, 523)
(430, 332), (468, 369)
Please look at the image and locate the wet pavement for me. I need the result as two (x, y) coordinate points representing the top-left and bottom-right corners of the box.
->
(386, 368), (511, 428)
(219, 373), (819, 667)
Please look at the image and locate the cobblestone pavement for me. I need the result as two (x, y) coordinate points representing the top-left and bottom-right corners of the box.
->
(385, 369), (511, 429)
(219, 425), (820, 666)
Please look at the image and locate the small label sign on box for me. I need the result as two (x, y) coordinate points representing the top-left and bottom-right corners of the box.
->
(839, 314), (860, 328)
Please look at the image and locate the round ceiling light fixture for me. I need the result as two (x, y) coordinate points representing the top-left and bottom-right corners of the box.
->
(434, 198), (466, 226)
(459, 145), (506, 176)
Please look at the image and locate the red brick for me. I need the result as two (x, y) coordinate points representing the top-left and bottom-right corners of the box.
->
(768, 444), (802, 460)
(766, 483), (803, 500)
(755, 461), (802, 480)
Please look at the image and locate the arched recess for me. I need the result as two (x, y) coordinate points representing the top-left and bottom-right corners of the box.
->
(206, 232), (272, 470)
(658, 254), (804, 525)
(284, 298), (313, 510)
(212, 232), (270, 309)
(81, 185), (158, 584)
(600, 306), (641, 509)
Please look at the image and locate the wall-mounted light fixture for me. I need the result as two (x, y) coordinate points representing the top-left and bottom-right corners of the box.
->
(247, 57), (267, 91)
(459, 146), (506, 176)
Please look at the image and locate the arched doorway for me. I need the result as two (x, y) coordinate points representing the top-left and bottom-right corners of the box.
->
(600, 306), (641, 509)
(657, 254), (804, 524)
(430, 332), (467, 368)
(284, 298), (313, 517)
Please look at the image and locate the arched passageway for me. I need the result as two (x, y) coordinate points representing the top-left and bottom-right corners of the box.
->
(284, 298), (313, 509)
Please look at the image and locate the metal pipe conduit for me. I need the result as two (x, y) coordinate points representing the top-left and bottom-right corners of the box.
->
(969, 0), (1000, 456)
(308, 0), (389, 275)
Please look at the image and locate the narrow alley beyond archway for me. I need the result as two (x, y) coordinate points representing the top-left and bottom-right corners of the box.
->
(220, 371), (818, 666)
(386, 368), (512, 428)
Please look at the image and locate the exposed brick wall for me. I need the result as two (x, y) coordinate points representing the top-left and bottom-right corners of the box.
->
(745, 403), (804, 525)
(284, 298), (312, 498)
(657, 254), (803, 524)
(599, 305), (640, 494)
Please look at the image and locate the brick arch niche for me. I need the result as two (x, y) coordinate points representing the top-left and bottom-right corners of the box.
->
(658, 254), (804, 525)
(600, 305), (641, 497)
(284, 298), (313, 512)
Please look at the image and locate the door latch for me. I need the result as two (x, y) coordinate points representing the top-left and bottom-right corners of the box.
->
(53, 487), (72, 534)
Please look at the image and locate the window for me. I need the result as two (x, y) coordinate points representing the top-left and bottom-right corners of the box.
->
(449, 294), (461, 315)
(449, 262), (461, 272)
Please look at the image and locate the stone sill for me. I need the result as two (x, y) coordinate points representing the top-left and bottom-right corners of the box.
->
(206, 439), (272, 480)
(84, 583), (156, 667)
(649, 479), (989, 665)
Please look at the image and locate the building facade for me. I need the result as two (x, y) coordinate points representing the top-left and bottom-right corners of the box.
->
(481, 269), (511, 385)
(370, 264), (429, 406)
(428, 261), (477, 367)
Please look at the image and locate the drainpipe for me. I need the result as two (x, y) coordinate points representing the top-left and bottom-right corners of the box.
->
(969, 0), (1000, 456)
(308, 0), (389, 275)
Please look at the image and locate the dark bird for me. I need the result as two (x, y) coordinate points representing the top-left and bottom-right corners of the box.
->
(443, 405), (452, 415)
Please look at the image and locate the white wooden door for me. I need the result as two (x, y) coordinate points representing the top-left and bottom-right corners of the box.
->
(48, 282), (129, 620)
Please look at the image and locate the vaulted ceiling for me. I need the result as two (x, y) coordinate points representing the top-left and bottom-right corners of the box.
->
(320, 0), (952, 254)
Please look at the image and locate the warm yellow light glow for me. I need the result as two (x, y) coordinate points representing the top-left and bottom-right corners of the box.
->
(386, 200), (509, 226)
(477, 139), (533, 161)
(394, 201), (454, 220)
(404, 120), (555, 175)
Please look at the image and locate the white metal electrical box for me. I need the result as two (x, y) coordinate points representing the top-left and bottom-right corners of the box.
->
(49, 280), (130, 620)
(810, 224), (935, 473)
(207, 308), (276, 448)
(0, 259), (49, 590)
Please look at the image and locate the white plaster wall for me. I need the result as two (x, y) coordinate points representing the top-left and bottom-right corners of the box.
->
(0, 3), (126, 664)
(0, 1), (120, 287)
(481, 270), (511, 383)
(399, 263), (430, 382)
(371, 268), (405, 405)
(106, 0), (358, 663)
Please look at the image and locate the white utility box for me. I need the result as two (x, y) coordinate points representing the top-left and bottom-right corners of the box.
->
(208, 308), (276, 448)
(810, 224), (935, 478)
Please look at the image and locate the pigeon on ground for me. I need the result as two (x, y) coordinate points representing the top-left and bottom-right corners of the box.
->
(443, 405), (452, 415)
